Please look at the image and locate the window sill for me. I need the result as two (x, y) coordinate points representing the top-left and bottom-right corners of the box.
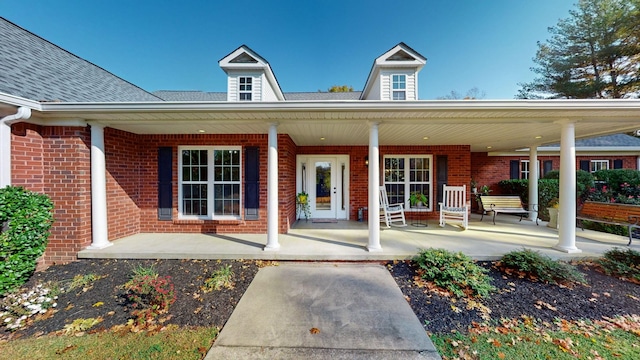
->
(173, 219), (243, 225)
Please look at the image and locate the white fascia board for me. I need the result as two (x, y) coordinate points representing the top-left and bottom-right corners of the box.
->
(37, 98), (640, 112)
(0, 92), (43, 111)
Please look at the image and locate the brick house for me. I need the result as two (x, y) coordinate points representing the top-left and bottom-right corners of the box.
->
(471, 133), (640, 195)
(2, 17), (640, 265)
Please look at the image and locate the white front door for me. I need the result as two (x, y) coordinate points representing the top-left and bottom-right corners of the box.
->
(310, 158), (336, 218)
(297, 155), (349, 220)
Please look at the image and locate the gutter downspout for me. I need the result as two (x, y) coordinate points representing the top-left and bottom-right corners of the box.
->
(0, 106), (32, 188)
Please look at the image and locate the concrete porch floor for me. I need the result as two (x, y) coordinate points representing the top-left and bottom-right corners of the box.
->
(78, 213), (636, 261)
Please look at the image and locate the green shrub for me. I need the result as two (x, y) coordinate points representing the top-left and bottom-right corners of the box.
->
(497, 249), (586, 285)
(581, 220), (628, 237)
(414, 248), (495, 298)
(497, 179), (529, 201)
(596, 248), (640, 283)
(0, 186), (54, 295)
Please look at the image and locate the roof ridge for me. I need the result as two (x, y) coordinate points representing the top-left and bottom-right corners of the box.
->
(0, 16), (163, 101)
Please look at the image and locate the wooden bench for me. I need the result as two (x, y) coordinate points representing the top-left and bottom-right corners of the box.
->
(479, 195), (538, 225)
(577, 201), (640, 246)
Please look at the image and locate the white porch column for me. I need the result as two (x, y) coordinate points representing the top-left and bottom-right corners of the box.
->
(528, 146), (538, 221)
(554, 121), (581, 253)
(367, 122), (382, 252)
(0, 107), (31, 188)
(88, 123), (112, 249)
(265, 123), (280, 250)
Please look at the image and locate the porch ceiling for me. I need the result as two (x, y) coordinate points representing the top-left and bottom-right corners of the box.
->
(30, 99), (640, 152)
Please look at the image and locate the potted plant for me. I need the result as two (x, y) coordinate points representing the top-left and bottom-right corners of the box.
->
(296, 191), (311, 220)
(408, 191), (428, 208)
(470, 178), (478, 194)
(547, 198), (559, 229)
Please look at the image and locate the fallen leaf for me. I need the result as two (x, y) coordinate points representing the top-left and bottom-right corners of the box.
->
(92, 302), (104, 307)
(310, 327), (320, 334)
(498, 352), (506, 359)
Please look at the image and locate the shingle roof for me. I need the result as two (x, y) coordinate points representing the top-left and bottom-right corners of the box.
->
(153, 91), (363, 101)
(284, 92), (362, 101)
(543, 134), (640, 148)
(153, 91), (226, 101)
(0, 17), (161, 102)
(576, 134), (640, 147)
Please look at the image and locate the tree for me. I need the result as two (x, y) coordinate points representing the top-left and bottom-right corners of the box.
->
(517, 0), (640, 99)
(327, 85), (354, 92)
(437, 87), (486, 100)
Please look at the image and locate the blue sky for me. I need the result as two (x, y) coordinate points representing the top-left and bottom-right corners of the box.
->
(1, 0), (576, 99)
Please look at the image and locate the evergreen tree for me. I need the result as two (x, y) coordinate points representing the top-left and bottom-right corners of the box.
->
(517, 0), (640, 99)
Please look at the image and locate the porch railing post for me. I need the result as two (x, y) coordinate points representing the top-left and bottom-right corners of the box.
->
(88, 122), (112, 249)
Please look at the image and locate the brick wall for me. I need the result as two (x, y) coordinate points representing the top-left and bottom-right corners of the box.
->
(135, 133), (272, 235)
(297, 144), (471, 220)
(105, 128), (141, 239)
(471, 153), (639, 195)
(11, 125), (94, 266)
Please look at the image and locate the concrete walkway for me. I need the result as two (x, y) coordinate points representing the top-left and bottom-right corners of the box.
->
(205, 263), (441, 359)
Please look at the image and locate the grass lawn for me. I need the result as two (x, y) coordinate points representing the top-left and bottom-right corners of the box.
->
(432, 315), (640, 359)
(0, 326), (218, 360)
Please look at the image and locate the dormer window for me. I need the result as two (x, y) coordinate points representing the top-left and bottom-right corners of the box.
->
(392, 74), (406, 100)
(239, 76), (252, 101)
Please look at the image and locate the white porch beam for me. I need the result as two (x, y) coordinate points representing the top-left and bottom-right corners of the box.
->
(265, 122), (280, 250)
(0, 107), (31, 188)
(554, 121), (581, 253)
(88, 123), (112, 249)
(367, 122), (382, 252)
(528, 146), (538, 221)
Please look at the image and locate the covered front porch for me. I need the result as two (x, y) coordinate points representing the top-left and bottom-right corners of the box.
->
(78, 213), (634, 261)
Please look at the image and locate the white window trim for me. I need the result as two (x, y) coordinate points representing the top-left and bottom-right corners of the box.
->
(391, 74), (406, 101)
(238, 76), (253, 101)
(520, 160), (540, 180)
(383, 154), (433, 211)
(591, 159), (609, 172)
(178, 146), (242, 220)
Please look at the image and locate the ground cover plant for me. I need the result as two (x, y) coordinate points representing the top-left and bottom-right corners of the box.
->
(391, 247), (640, 359)
(0, 254), (638, 359)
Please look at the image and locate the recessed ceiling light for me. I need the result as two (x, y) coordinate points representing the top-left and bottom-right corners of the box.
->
(423, 136), (429, 140)
(198, 129), (205, 133)
(320, 137), (326, 141)
(535, 135), (543, 139)
(486, 146), (492, 149)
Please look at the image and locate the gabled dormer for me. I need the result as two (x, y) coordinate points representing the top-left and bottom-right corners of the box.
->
(361, 42), (427, 100)
(219, 45), (285, 101)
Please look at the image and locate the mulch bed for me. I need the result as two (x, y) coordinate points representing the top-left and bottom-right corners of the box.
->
(1, 258), (639, 340)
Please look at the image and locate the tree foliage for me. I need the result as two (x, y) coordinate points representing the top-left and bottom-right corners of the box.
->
(437, 87), (486, 100)
(517, 0), (640, 99)
(327, 85), (354, 92)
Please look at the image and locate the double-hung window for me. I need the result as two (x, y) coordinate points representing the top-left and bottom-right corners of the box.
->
(179, 147), (242, 219)
(392, 74), (406, 100)
(384, 155), (432, 210)
(239, 77), (252, 101)
(591, 160), (609, 172)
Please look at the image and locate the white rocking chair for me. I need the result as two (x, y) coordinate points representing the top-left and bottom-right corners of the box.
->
(438, 184), (469, 230)
(379, 186), (407, 228)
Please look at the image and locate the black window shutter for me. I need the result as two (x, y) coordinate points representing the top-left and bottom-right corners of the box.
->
(579, 160), (590, 172)
(543, 160), (553, 176)
(244, 147), (259, 220)
(436, 156), (448, 204)
(510, 160), (520, 179)
(613, 159), (623, 169)
(157, 147), (173, 220)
